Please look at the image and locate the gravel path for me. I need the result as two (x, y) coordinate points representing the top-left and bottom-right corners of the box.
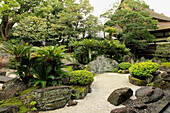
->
(42, 73), (140, 113)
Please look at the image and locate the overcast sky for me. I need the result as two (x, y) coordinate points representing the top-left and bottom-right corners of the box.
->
(89, 0), (170, 17)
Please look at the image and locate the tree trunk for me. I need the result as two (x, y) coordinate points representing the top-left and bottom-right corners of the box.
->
(123, 38), (126, 45)
(0, 16), (15, 41)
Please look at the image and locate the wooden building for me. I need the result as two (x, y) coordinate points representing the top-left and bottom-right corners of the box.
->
(137, 9), (170, 58)
(118, 0), (170, 59)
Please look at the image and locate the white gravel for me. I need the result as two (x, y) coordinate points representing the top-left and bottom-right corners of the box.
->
(41, 73), (140, 113)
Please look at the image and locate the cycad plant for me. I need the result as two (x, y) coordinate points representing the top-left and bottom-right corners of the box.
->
(0, 40), (34, 83)
(30, 45), (70, 88)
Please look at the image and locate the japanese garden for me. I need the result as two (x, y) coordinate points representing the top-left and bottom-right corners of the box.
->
(0, 0), (169, 113)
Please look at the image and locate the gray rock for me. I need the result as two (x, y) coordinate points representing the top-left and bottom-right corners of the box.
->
(161, 71), (169, 78)
(111, 107), (136, 113)
(67, 100), (78, 107)
(166, 69), (170, 74)
(0, 79), (26, 101)
(135, 87), (164, 104)
(155, 70), (161, 75)
(139, 57), (146, 62)
(108, 87), (133, 106)
(124, 69), (130, 74)
(145, 88), (164, 103)
(152, 57), (162, 65)
(146, 76), (154, 84)
(135, 86), (154, 98)
(0, 105), (19, 113)
(159, 66), (169, 71)
(123, 55), (134, 64)
(134, 104), (147, 109)
(20, 86), (72, 111)
(87, 55), (118, 74)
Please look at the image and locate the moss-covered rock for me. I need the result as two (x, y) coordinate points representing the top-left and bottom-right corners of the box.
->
(71, 85), (90, 99)
(0, 97), (30, 113)
(129, 76), (147, 86)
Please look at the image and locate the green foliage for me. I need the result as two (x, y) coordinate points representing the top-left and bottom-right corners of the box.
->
(11, 16), (48, 44)
(147, 82), (154, 86)
(30, 45), (70, 88)
(102, 0), (158, 50)
(0, 0), (43, 41)
(104, 26), (118, 39)
(154, 44), (170, 58)
(70, 39), (130, 64)
(161, 62), (170, 69)
(167, 37), (170, 42)
(118, 62), (131, 70)
(69, 70), (94, 86)
(129, 62), (160, 79)
(113, 68), (119, 73)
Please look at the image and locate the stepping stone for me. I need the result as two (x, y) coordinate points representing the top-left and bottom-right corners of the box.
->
(0, 76), (14, 84)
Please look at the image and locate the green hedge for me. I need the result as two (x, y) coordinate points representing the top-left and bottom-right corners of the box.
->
(69, 70), (94, 86)
(129, 62), (160, 79)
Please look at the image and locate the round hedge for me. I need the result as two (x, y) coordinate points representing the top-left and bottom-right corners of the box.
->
(69, 70), (94, 86)
(118, 62), (132, 70)
(129, 62), (160, 79)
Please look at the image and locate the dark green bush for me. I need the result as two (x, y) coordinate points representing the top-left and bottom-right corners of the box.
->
(69, 70), (94, 86)
(118, 62), (131, 70)
(129, 62), (160, 79)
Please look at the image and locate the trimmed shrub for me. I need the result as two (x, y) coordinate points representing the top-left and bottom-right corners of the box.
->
(69, 70), (94, 86)
(129, 62), (160, 79)
(118, 62), (131, 70)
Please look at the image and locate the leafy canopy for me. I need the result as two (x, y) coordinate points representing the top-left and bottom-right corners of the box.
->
(102, 0), (158, 49)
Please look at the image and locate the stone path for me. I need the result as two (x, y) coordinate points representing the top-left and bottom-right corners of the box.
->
(41, 73), (140, 113)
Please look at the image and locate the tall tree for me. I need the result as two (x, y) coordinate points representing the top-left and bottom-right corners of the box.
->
(102, 0), (158, 50)
(0, 0), (43, 41)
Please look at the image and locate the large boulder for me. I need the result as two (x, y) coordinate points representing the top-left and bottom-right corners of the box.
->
(0, 105), (19, 113)
(87, 55), (118, 74)
(107, 87), (133, 106)
(135, 86), (154, 98)
(20, 86), (72, 111)
(111, 107), (136, 113)
(135, 87), (164, 104)
(0, 79), (26, 101)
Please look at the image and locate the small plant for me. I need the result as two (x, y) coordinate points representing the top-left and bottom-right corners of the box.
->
(0, 101), (4, 105)
(147, 82), (154, 86)
(113, 68), (119, 73)
(30, 101), (37, 111)
(69, 70), (94, 86)
(118, 62), (131, 70)
(129, 62), (160, 79)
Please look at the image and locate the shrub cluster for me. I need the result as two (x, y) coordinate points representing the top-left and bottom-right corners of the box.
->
(118, 62), (132, 70)
(113, 62), (131, 73)
(70, 39), (130, 64)
(69, 70), (94, 86)
(129, 62), (160, 79)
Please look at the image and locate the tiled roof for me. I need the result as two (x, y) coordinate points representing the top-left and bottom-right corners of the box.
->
(146, 9), (170, 22)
